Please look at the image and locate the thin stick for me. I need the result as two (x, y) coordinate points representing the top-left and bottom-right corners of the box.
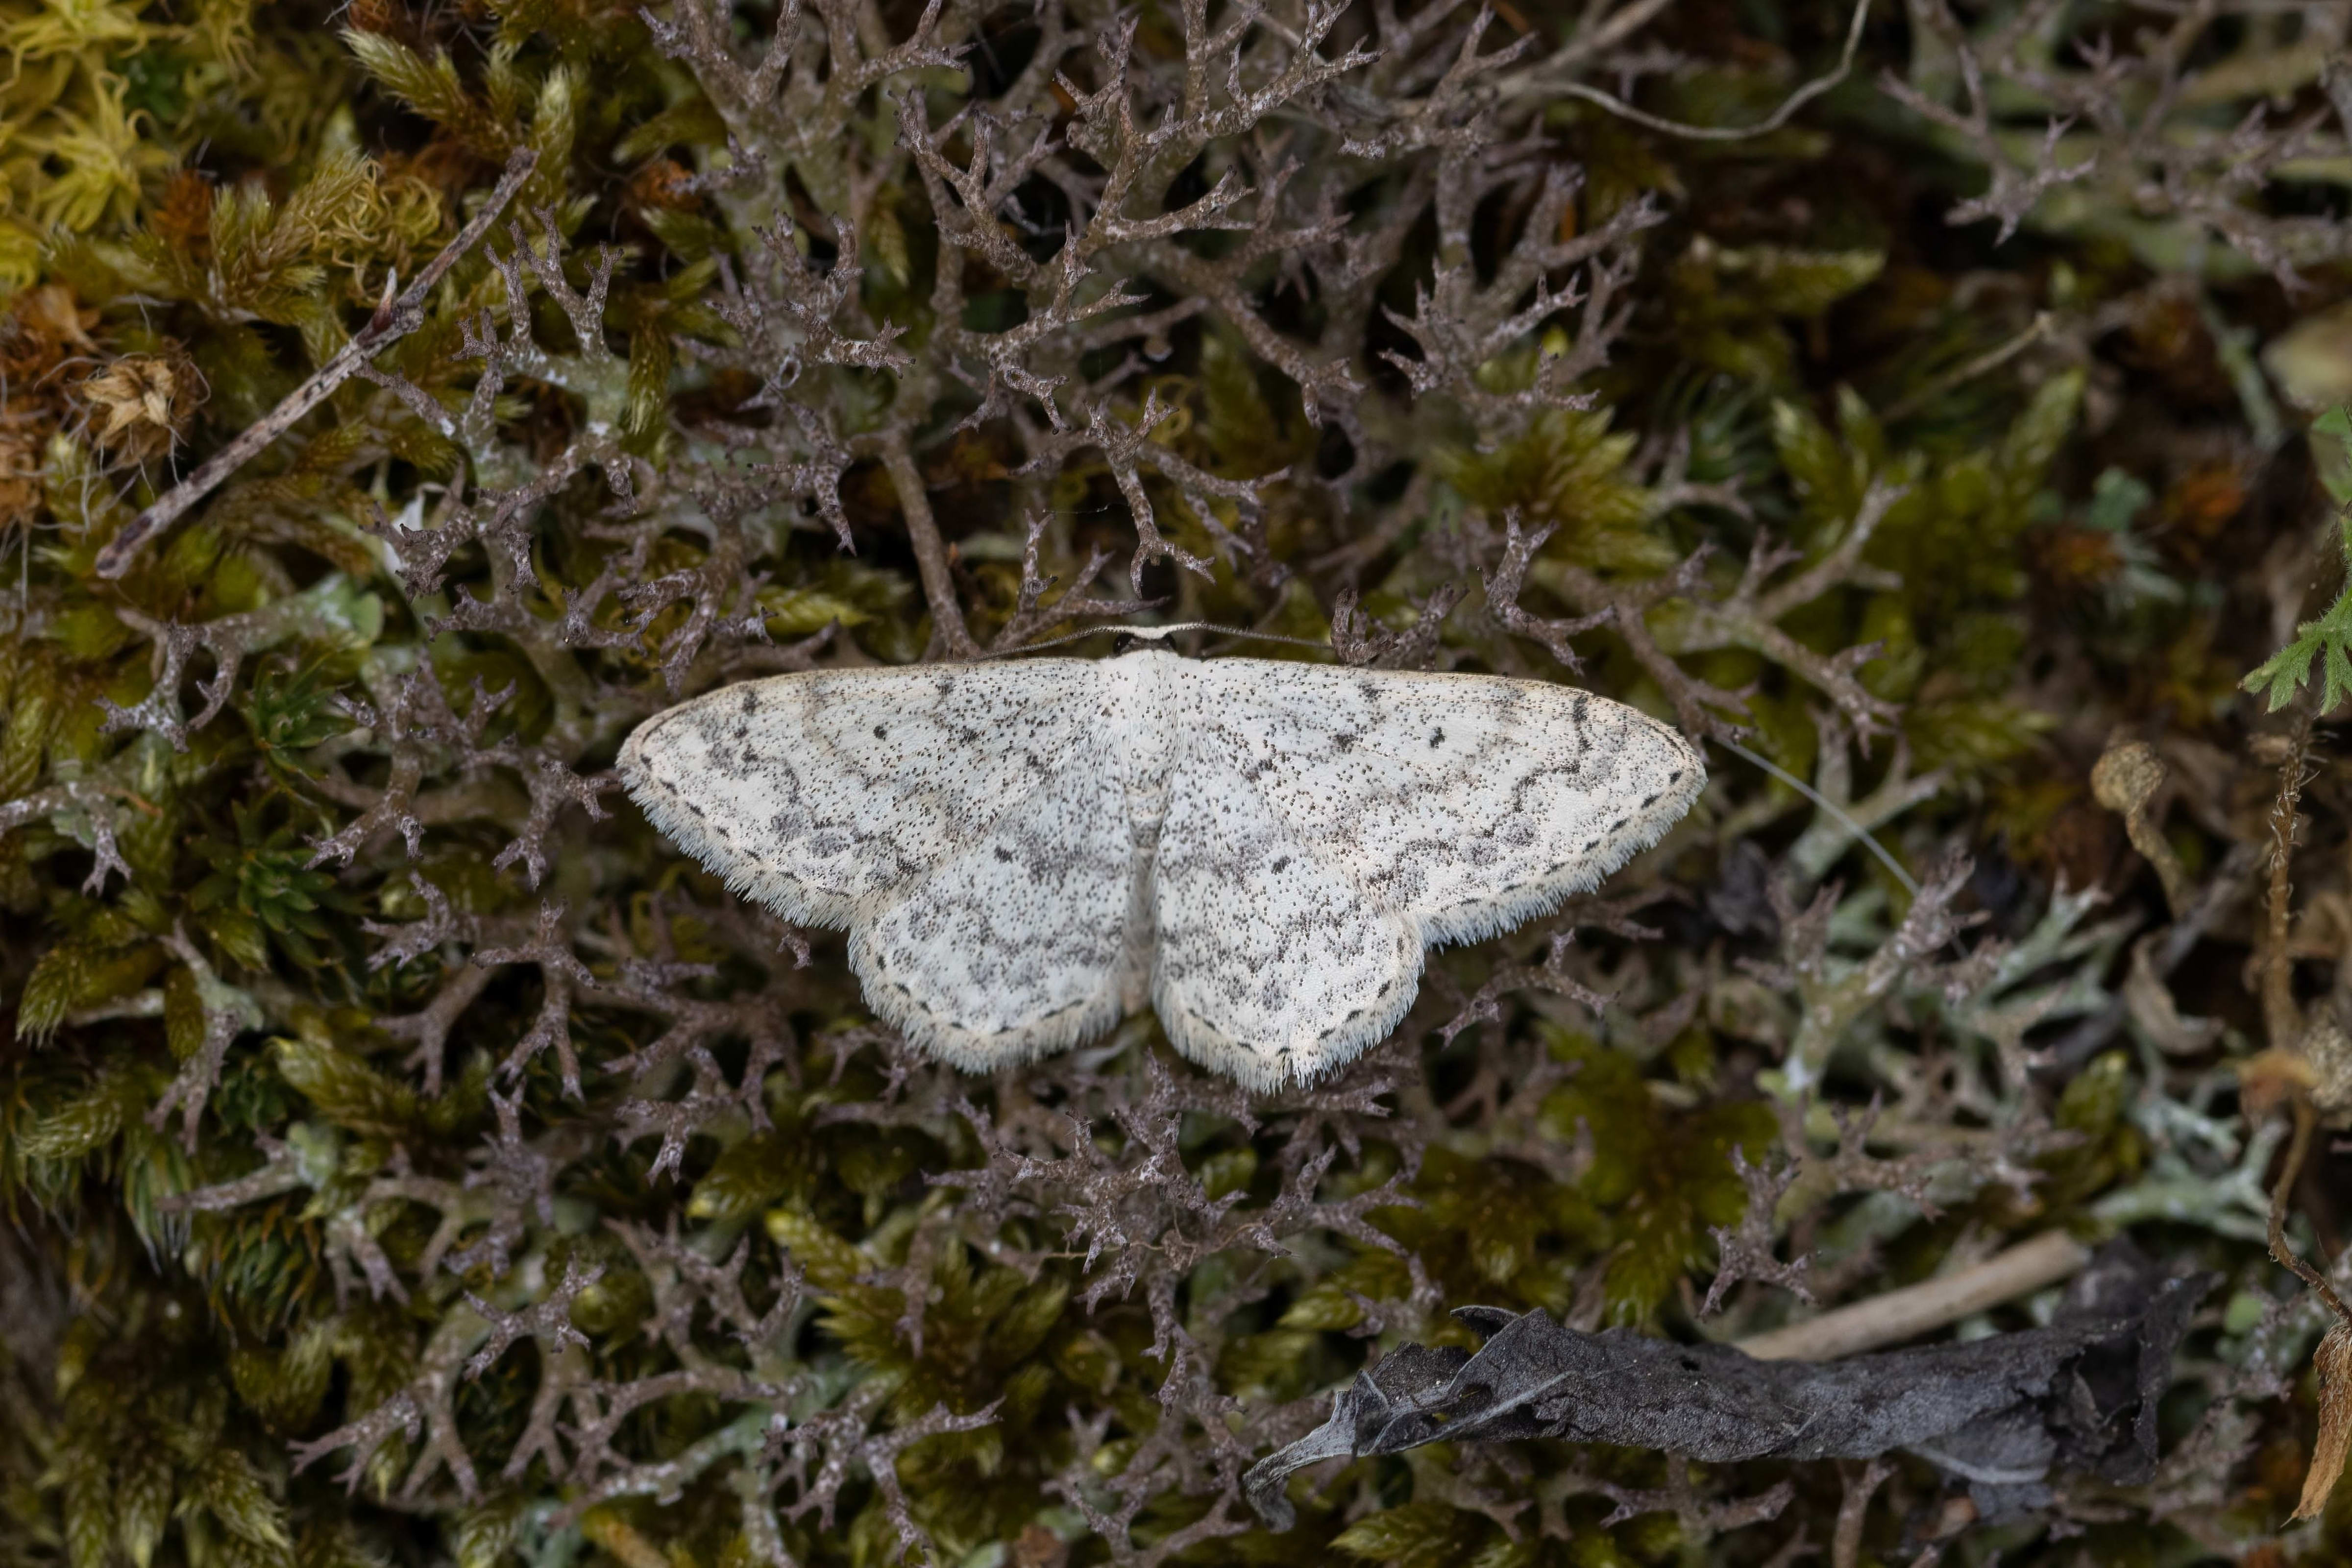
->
(1880, 313), (2053, 424)
(1517, 0), (1873, 141)
(1831, 1457), (1895, 1568)
(2269, 1095), (2352, 1326)
(95, 147), (541, 580)
(1556, 0), (1679, 68)
(879, 425), (979, 659)
(2261, 713), (2315, 1053)
(1735, 1230), (2092, 1361)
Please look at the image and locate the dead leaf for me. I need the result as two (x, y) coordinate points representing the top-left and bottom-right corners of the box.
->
(78, 351), (200, 460)
(1245, 1261), (2212, 1530)
(2293, 1320), (2352, 1521)
(2123, 934), (2222, 1056)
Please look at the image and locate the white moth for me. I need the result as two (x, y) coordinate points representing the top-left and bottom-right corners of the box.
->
(618, 642), (1703, 1090)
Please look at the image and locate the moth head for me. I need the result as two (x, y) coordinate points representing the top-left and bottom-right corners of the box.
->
(1110, 627), (1187, 657)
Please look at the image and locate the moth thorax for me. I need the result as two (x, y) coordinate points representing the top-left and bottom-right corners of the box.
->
(1102, 654), (1183, 830)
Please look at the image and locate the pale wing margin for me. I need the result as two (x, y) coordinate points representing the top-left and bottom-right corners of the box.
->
(1182, 660), (1705, 948)
(617, 660), (1110, 929)
(1150, 742), (1423, 1091)
(853, 746), (1137, 1072)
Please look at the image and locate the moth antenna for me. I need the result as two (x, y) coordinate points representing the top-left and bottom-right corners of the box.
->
(1707, 736), (1921, 896)
(973, 625), (1111, 658)
(1179, 623), (1335, 654)
(987, 621), (1334, 659)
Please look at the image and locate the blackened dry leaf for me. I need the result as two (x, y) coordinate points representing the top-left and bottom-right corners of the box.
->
(1246, 1266), (2211, 1530)
(2293, 1321), (2352, 1521)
